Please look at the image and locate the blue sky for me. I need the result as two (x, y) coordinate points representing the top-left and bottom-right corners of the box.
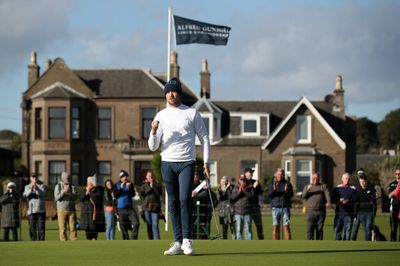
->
(0, 0), (399, 133)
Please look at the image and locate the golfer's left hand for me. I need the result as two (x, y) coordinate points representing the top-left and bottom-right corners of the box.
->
(203, 163), (210, 179)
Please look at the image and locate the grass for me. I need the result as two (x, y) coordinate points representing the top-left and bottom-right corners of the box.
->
(0, 213), (398, 266)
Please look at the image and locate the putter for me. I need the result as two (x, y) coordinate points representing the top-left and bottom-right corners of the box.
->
(204, 172), (221, 240)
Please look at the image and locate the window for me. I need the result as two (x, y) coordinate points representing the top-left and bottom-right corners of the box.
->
(243, 120), (257, 133)
(296, 160), (312, 192)
(48, 107), (66, 139)
(297, 115), (311, 143)
(208, 160), (218, 187)
(98, 107), (112, 139)
(97, 161), (111, 186)
(71, 107), (80, 140)
(34, 108), (42, 140)
(34, 161), (42, 179)
(142, 107), (157, 139)
(49, 161), (66, 185)
(284, 160), (291, 181)
(134, 161), (151, 185)
(71, 161), (81, 185)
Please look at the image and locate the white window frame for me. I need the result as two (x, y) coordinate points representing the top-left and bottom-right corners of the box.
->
(296, 160), (312, 191)
(241, 115), (260, 136)
(284, 160), (291, 181)
(208, 160), (218, 188)
(296, 115), (312, 143)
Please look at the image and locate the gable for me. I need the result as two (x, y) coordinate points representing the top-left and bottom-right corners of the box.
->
(31, 82), (88, 99)
(262, 96), (346, 150)
(24, 58), (94, 99)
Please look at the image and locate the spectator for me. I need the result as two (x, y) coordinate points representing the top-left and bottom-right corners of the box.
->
(140, 170), (162, 240)
(192, 173), (216, 239)
(302, 172), (331, 240)
(387, 168), (400, 241)
(244, 167), (264, 240)
(114, 169), (139, 240)
(23, 173), (46, 241)
(217, 176), (235, 240)
(351, 169), (376, 241)
(268, 168), (294, 240)
(0, 182), (20, 241)
(54, 172), (77, 241)
(79, 175), (105, 240)
(332, 172), (357, 240)
(104, 179), (116, 240)
(231, 175), (255, 240)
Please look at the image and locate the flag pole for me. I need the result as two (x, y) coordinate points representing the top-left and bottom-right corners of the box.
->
(165, 7), (172, 232)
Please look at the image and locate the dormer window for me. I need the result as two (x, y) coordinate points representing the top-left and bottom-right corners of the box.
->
(242, 115), (260, 136)
(297, 115), (311, 143)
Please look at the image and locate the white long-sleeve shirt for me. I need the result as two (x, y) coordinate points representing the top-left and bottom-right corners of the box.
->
(148, 104), (210, 163)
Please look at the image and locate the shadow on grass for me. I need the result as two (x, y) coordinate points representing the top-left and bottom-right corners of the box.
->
(198, 248), (400, 256)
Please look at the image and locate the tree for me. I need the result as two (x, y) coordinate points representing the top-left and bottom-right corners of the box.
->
(379, 108), (400, 150)
(356, 117), (379, 154)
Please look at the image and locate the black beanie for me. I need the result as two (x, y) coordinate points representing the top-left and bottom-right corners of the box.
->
(164, 78), (182, 96)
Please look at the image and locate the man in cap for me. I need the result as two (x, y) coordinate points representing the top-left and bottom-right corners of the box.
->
(54, 172), (77, 241)
(148, 77), (210, 255)
(114, 169), (139, 240)
(23, 173), (46, 240)
(244, 167), (264, 240)
(351, 169), (376, 241)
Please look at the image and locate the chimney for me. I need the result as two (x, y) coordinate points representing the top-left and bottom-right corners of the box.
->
(45, 58), (52, 71)
(200, 59), (210, 99)
(28, 51), (40, 87)
(169, 51), (180, 79)
(332, 75), (345, 119)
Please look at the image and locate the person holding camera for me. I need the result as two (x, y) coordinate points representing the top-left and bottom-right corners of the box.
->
(244, 168), (264, 240)
(23, 173), (46, 241)
(231, 175), (255, 240)
(268, 168), (294, 240)
(0, 182), (20, 241)
(54, 172), (77, 241)
(114, 169), (139, 240)
(140, 170), (162, 240)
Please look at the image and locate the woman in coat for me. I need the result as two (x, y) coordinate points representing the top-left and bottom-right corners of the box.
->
(0, 182), (20, 241)
(79, 175), (105, 240)
(217, 176), (235, 240)
(140, 170), (162, 240)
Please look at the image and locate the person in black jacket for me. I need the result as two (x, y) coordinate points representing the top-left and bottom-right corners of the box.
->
(0, 182), (20, 241)
(387, 168), (400, 241)
(140, 170), (162, 240)
(351, 170), (376, 241)
(231, 175), (255, 240)
(244, 168), (264, 240)
(79, 175), (105, 240)
(268, 168), (294, 240)
(332, 172), (357, 240)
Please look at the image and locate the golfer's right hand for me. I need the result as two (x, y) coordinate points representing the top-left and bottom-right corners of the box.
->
(151, 120), (159, 135)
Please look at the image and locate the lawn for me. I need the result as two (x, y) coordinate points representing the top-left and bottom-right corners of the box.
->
(0, 213), (398, 266)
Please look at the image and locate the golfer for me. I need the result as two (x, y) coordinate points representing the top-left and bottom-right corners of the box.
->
(148, 77), (210, 256)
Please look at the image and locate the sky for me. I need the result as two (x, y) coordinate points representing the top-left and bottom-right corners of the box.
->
(0, 0), (399, 133)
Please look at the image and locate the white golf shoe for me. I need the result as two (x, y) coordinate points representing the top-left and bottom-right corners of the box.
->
(182, 239), (195, 255)
(163, 242), (183, 256)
